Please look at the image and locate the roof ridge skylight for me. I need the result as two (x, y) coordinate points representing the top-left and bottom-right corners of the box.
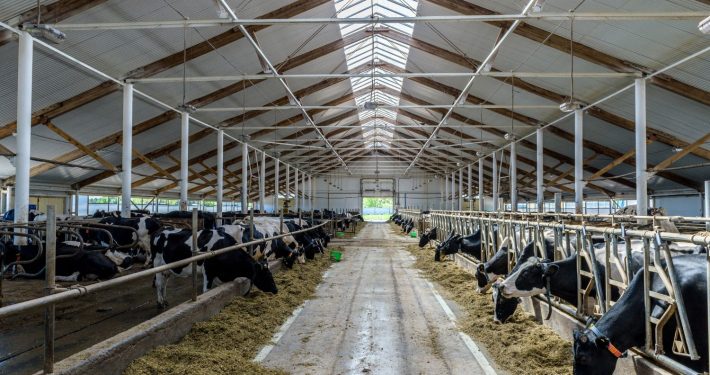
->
(334, 0), (419, 148)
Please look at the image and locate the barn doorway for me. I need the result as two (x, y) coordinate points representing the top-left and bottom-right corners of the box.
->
(362, 197), (394, 222)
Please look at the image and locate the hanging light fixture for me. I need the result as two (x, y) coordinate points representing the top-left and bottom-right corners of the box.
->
(560, 15), (584, 113)
(532, 0), (546, 13)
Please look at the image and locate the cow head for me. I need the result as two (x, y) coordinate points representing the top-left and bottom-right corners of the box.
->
(491, 282), (520, 324)
(253, 260), (278, 294)
(498, 258), (558, 298)
(418, 227), (437, 248)
(573, 328), (622, 375)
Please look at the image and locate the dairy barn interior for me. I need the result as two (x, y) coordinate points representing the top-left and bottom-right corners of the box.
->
(0, 0), (709, 374)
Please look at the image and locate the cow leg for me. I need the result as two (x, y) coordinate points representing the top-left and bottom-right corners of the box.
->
(155, 272), (170, 309)
(139, 237), (152, 267)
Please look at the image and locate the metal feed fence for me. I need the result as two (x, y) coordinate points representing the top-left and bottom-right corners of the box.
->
(0, 207), (331, 374)
(397, 208), (425, 234)
(426, 210), (710, 375)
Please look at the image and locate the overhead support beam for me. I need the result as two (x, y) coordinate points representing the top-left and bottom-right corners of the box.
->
(650, 131), (710, 174)
(216, 1), (350, 174)
(574, 110), (584, 214)
(132, 71), (638, 83)
(427, 0), (710, 107)
(43, 121), (116, 172)
(635, 79), (648, 218)
(241, 142), (248, 214)
(14, 31), (32, 245)
(179, 112), (189, 211)
(536, 129), (544, 212)
(217, 130), (224, 223)
(404, 0), (538, 175)
(50, 11), (708, 30)
(121, 83), (133, 218)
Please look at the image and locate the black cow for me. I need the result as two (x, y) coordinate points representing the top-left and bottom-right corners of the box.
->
(573, 255), (708, 374)
(419, 227), (438, 248)
(434, 229), (484, 261)
(152, 228), (277, 308)
(2, 240), (118, 281)
(475, 238), (555, 292)
(82, 216), (160, 266)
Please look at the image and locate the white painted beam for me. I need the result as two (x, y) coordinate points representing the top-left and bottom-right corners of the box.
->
(14, 31), (32, 244)
(121, 83), (133, 218)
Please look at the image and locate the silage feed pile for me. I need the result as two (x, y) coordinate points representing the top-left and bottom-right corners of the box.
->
(124, 249), (339, 375)
(406, 244), (573, 375)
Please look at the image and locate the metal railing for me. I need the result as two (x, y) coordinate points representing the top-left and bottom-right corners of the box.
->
(426, 210), (710, 375)
(0, 206), (331, 374)
(397, 208), (425, 234)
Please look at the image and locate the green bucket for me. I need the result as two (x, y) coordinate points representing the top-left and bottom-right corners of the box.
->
(410, 231), (418, 238)
(335, 231), (345, 238)
(330, 250), (343, 262)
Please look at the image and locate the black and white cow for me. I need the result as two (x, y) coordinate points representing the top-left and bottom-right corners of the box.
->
(435, 229), (487, 261)
(475, 238), (555, 292)
(419, 227), (438, 248)
(573, 255), (708, 375)
(152, 228), (277, 308)
(1, 240), (118, 281)
(83, 216), (161, 266)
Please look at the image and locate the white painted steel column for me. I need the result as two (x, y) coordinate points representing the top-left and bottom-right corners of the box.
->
(510, 142), (517, 211)
(73, 190), (78, 216)
(459, 168), (463, 211)
(14, 32), (32, 244)
(444, 174), (448, 210)
(467, 163), (472, 209)
(536, 128), (544, 212)
(440, 177), (444, 210)
(492, 152), (499, 211)
(478, 158), (484, 211)
(574, 109), (584, 214)
(64, 195), (72, 215)
(301, 174), (307, 212)
(273, 158), (280, 213)
(554, 192), (562, 213)
(635, 79), (648, 218)
(259, 151), (265, 212)
(6, 187), (12, 214)
(308, 175), (313, 212)
(294, 168), (299, 212)
(704, 180), (710, 231)
(216, 130), (224, 222)
(241, 142), (248, 214)
(179, 112), (189, 211)
(285, 164), (290, 211)
(451, 172), (455, 211)
(121, 83), (133, 218)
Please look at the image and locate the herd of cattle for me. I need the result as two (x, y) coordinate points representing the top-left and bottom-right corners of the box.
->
(0, 209), (357, 309)
(390, 212), (709, 374)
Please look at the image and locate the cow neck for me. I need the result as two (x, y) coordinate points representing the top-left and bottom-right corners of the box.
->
(592, 274), (646, 352)
(547, 257), (579, 305)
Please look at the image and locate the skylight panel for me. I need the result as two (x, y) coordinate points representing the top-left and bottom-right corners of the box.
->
(335, 0), (418, 148)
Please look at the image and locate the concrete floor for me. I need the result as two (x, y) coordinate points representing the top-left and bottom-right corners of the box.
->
(261, 222), (497, 375)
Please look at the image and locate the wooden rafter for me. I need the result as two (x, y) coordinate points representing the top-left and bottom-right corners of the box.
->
(427, 0), (710, 107)
(43, 121), (116, 172)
